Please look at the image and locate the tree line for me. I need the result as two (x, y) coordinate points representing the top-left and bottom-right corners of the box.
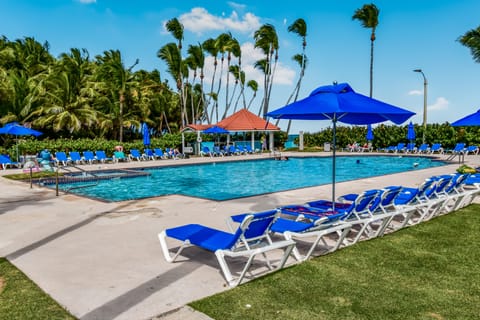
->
(1, 2), (480, 148)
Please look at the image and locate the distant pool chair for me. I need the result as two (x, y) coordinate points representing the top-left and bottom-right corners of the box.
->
(113, 151), (128, 163)
(55, 151), (71, 166)
(95, 150), (113, 163)
(82, 151), (97, 164)
(69, 151), (83, 165)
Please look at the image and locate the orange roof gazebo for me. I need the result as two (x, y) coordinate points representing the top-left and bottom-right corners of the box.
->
(216, 109), (280, 132)
(181, 109), (279, 154)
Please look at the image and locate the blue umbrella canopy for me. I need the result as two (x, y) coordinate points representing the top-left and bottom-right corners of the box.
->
(451, 109), (480, 126)
(0, 122), (42, 136)
(407, 122), (416, 141)
(267, 82), (415, 208)
(366, 124), (374, 141)
(267, 83), (415, 124)
(142, 123), (150, 146)
(203, 126), (230, 134)
(0, 122), (43, 162)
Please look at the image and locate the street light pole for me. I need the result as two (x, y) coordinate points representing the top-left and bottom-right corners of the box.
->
(413, 69), (428, 144)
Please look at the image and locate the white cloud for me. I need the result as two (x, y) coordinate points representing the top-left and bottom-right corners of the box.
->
(77, 0), (96, 3)
(227, 1), (247, 11)
(428, 97), (449, 111)
(408, 89), (423, 96)
(178, 7), (261, 35)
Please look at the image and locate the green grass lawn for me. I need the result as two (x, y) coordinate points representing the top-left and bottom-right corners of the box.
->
(0, 258), (76, 320)
(190, 204), (480, 320)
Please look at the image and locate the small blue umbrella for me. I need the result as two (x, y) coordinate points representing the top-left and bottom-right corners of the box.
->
(407, 122), (416, 141)
(204, 126), (230, 145)
(0, 122), (42, 161)
(451, 109), (480, 126)
(203, 126), (230, 134)
(142, 123), (150, 146)
(366, 124), (374, 141)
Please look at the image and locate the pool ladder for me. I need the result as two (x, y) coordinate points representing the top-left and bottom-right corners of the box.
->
(37, 164), (100, 195)
(445, 152), (465, 163)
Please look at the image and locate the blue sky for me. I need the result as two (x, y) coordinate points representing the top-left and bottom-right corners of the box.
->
(1, 0), (480, 133)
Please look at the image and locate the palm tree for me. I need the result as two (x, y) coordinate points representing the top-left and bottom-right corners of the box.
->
(95, 49), (139, 142)
(202, 38), (219, 124)
(158, 42), (187, 127)
(254, 24), (279, 118)
(165, 18), (184, 50)
(186, 43), (205, 123)
(458, 26), (480, 62)
(246, 80), (258, 111)
(223, 35), (240, 119)
(164, 18), (188, 126)
(214, 33), (232, 122)
(283, 18), (308, 134)
(30, 72), (96, 134)
(352, 3), (380, 98)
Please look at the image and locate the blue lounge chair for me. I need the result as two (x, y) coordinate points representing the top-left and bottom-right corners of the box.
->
(69, 151), (83, 165)
(153, 148), (166, 160)
(227, 145), (241, 155)
(200, 146), (214, 157)
(144, 148), (155, 160)
(231, 190), (382, 261)
(95, 150), (112, 163)
(0, 154), (21, 170)
(394, 143), (406, 153)
(391, 175), (452, 228)
(129, 149), (144, 161)
(158, 210), (296, 286)
(429, 143), (443, 154)
(55, 151), (71, 166)
(245, 145), (258, 154)
(423, 173), (470, 219)
(448, 143), (466, 155)
(461, 174), (480, 209)
(82, 151), (96, 164)
(416, 143), (429, 154)
(213, 146), (225, 157)
(405, 143), (416, 153)
(465, 145), (479, 155)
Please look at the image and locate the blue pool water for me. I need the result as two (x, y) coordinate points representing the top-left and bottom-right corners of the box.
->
(51, 156), (446, 202)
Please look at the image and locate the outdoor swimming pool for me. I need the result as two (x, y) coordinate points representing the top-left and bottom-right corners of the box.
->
(50, 156), (446, 201)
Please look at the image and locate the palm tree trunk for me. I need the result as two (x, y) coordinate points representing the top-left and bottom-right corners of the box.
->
(370, 36), (374, 98)
(119, 92), (124, 142)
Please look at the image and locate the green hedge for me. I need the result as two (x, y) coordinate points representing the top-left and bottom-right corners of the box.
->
(297, 122), (480, 150)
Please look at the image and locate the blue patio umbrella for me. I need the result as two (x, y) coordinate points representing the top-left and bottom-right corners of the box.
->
(267, 82), (415, 208)
(203, 125), (230, 134)
(366, 124), (374, 141)
(0, 122), (42, 162)
(204, 126), (230, 145)
(142, 123), (150, 146)
(451, 109), (480, 126)
(407, 122), (416, 141)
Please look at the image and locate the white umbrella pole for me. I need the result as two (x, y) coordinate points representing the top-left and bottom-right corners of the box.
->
(16, 135), (19, 163)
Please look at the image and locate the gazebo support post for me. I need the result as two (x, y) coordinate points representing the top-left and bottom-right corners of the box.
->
(251, 132), (255, 151)
(269, 132), (274, 151)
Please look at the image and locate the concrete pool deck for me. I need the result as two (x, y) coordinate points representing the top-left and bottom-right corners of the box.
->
(0, 151), (478, 320)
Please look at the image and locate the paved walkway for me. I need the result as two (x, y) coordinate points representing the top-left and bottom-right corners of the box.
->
(0, 152), (477, 320)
